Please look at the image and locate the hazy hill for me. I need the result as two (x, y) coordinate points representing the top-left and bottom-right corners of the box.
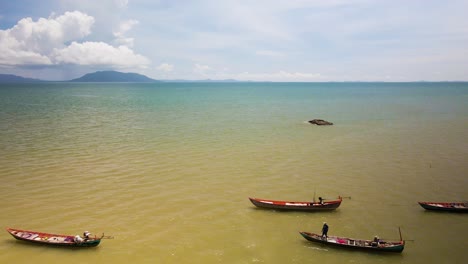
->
(70, 71), (159, 82)
(0, 74), (44, 83)
(0, 71), (248, 83)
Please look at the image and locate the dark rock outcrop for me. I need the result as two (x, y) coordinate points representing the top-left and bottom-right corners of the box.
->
(308, 119), (333, 125)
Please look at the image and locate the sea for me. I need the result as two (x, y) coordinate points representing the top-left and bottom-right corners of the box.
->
(0, 82), (467, 264)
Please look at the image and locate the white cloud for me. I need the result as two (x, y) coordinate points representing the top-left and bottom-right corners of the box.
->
(157, 63), (174, 72)
(53, 42), (150, 67)
(0, 11), (94, 58)
(118, 19), (139, 34)
(0, 34), (53, 65)
(114, 19), (139, 47)
(0, 11), (150, 68)
(54, 11), (95, 41)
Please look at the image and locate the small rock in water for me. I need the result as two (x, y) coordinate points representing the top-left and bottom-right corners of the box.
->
(308, 119), (333, 125)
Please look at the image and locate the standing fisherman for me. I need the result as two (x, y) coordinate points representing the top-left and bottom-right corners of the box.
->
(321, 222), (329, 240)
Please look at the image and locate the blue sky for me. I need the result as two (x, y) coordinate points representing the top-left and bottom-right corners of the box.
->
(1, 0), (467, 81)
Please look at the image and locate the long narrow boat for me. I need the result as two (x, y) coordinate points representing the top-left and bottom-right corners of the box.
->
(299, 231), (405, 253)
(249, 196), (342, 211)
(6, 228), (102, 247)
(418, 201), (468, 212)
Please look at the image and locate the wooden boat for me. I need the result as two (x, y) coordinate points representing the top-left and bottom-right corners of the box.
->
(299, 231), (405, 253)
(418, 201), (468, 212)
(249, 196), (342, 211)
(6, 228), (102, 247)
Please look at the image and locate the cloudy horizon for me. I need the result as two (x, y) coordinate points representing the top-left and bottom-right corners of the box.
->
(1, 0), (467, 81)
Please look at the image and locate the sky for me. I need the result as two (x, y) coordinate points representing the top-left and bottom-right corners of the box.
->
(1, 0), (467, 81)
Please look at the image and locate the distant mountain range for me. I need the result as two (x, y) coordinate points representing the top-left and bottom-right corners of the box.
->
(0, 74), (45, 83)
(0, 71), (159, 83)
(4, 72), (462, 83)
(0, 71), (247, 83)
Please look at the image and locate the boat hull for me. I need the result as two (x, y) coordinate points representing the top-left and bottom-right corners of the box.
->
(299, 232), (405, 253)
(249, 197), (341, 211)
(6, 228), (101, 247)
(418, 202), (468, 212)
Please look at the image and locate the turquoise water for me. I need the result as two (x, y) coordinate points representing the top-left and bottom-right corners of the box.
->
(0, 82), (467, 263)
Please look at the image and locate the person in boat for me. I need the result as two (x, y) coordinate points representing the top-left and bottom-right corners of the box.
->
(321, 222), (329, 240)
(318, 197), (324, 205)
(371, 236), (380, 247)
(83, 231), (91, 241)
(74, 235), (84, 243)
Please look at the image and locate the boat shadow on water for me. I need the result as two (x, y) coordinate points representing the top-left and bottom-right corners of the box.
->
(250, 206), (342, 215)
(420, 209), (468, 214)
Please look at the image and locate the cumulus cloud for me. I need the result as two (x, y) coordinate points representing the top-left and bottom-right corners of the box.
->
(53, 42), (150, 67)
(0, 11), (94, 65)
(0, 39), (53, 65)
(157, 63), (174, 72)
(0, 11), (150, 68)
